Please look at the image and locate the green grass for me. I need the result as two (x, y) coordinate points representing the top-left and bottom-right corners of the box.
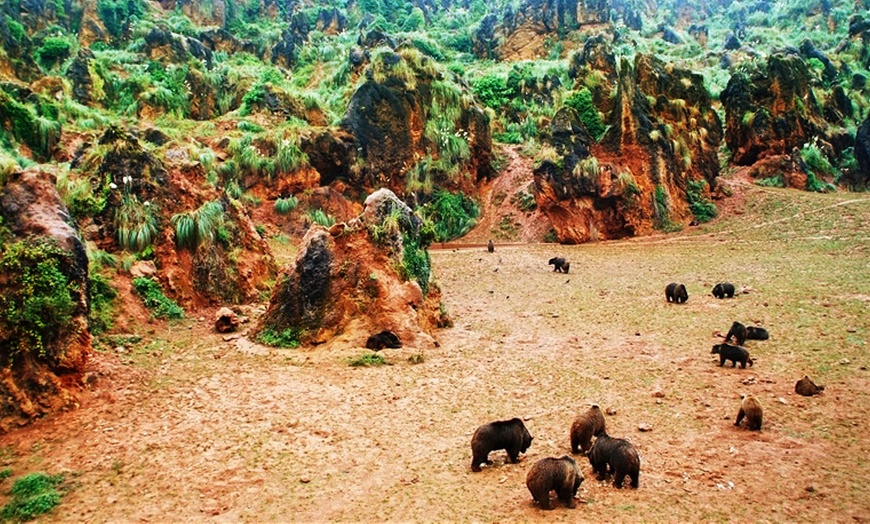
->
(0, 472), (64, 522)
(256, 327), (302, 348)
(131, 277), (184, 320)
(348, 353), (388, 367)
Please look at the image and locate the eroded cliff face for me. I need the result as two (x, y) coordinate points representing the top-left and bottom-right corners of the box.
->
(257, 189), (448, 348)
(0, 168), (91, 431)
(535, 53), (722, 243)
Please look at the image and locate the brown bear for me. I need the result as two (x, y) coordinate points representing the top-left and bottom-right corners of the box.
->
(470, 418), (533, 472)
(570, 405), (606, 455)
(487, 240), (494, 253)
(588, 432), (640, 488)
(712, 282), (736, 298)
(795, 375), (825, 396)
(365, 330), (401, 350)
(735, 394), (763, 430)
(725, 321), (748, 346)
(711, 343), (754, 368)
(548, 257), (570, 273)
(526, 455), (583, 510)
(665, 282), (688, 303)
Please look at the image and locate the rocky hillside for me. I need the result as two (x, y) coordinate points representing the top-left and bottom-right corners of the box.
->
(0, 0), (868, 427)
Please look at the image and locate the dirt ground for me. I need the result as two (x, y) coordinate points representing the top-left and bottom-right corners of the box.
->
(1, 174), (870, 522)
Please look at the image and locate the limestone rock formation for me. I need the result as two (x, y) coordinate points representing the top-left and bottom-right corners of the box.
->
(720, 53), (827, 166)
(535, 54), (722, 243)
(257, 189), (448, 348)
(0, 168), (91, 431)
(342, 48), (492, 194)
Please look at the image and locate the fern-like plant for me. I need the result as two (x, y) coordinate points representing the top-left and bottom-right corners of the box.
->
(171, 200), (226, 251)
(274, 196), (299, 215)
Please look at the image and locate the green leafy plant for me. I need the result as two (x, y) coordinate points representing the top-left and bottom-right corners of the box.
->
(349, 353), (387, 367)
(35, 36), (72, 69)
(97, 0), (144, 39)
(473, 75), (512, 109)
(686, 180), (718, 223)
(114, 194), (158, 253)
(565, 89), (605, 140)
(0, 238), (75, 358)
(88, 274), (118, 336)
(419, 190), (479, 242)
(0, 472), (64, 522)
(256, 326), (302, 348)
(400, 233), (431, 294)
(131, 277), (184, 320)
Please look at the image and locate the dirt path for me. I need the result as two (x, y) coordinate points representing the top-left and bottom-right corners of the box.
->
(462, 145), (553, 244)
(1, 187), (869, 522)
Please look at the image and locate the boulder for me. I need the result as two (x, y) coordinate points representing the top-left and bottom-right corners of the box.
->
(0, 168), (91, 431)
(214, 307), (240, 333)
(256, 189), (448, 348)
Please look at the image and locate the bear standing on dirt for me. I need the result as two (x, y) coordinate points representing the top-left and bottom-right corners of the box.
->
(711, 343), (754, 368)
(735, 394), (763, 430)
(665, 282), (688, 303)
(570, 405), (606, 455)
(588, 432), (641, 488)
(725, 321), (748, 346)
(470, 418), (533, 472)
(548, 257), (570, 273)
(712, 282), (736, 298)
(487, 240), (494, 253)
(526, 456), (584, 510)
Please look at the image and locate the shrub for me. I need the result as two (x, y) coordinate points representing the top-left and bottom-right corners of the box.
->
(131, 277), (184, 320)
(0, 239), (75, 358)
(88, 273), (117, 335)
(0, 472), (64, 522)
(114, 194), (158, 253)
(35, 36), (72, 69)
(564, 89), (605, 140)
(4, 17), (25, 45)
(473, 75), (512, 109)
(756, 175), (784, 187)
(686, 180), (718, 223)
(511, 191), (537, 212)
(400, 233), (431, 294)
(349, 353), (387, 367)
(256, 326), (302, 348)
(419, 189), (479, 242)
(97, 0), (144, 39)
(274, 196), (298, 215)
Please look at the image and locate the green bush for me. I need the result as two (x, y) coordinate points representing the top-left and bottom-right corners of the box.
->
(274, 196), (299, 215)
(97, 0), (144, 39)
(686, 180), (718, 223)
(256, 326), (302, 348)
(0, 238), (76, 358)
(4, 17), (25, 45)
(131, 277), (184, 320)
(35, 36), (72, 68)
(565, 89), (605, 140)
(473, 75), (512, 109)
(420, 189), (479, 242)
(0, 472), (64, 522)
(755, 175), (785, 187)
(88, 274), (117, 336)
(400, 233), (431, 294)
(349, 353), (387, 367)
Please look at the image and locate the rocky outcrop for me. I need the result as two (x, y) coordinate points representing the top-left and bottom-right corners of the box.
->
(316, 8), (346, 34)
(257, 189), (448, 348)
(0, 168), (91, 431)
(341, 49), (491, 194)
(270, 13), (308, 69)
(535, 54), (722, 243)
(851, 116), (870, 188)
(144, 27), (213, 67)
(720, 53), (827, 166)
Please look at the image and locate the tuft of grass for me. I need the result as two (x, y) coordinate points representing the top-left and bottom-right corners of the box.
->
(274, 196), (299, 215)
(256, 327), (302, 348)
(171, 200), (226, 251)
(349, 353), (387, 367)
(0, 472), (64, 522)
(131, 277), (184, 320)
(114, 195), (158, 253)
(307, 209), (336, 227)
